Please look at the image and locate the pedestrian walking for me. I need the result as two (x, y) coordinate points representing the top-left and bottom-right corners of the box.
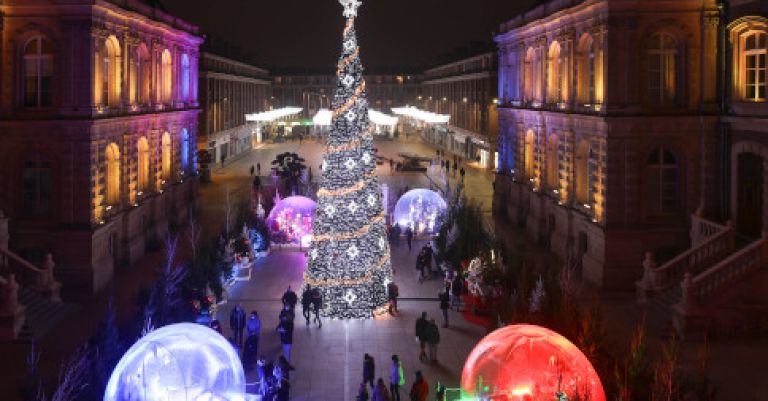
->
(423, 243), (434, 278)
(372, 378), (391, 401)
(387, 281), (399, 315)
(405, 227), (413, 251)
(409, 371), (429, 401)
(279, 304), (295, 323)
(393, 225), (401, 247)
(276, 316), (294, 362)
(459, 167), (466, 180)
(243, 311), (261, 370)
(301, 285), (312, 326)
(229, 304), (246, 348)
(274, 355), (294, 381)
(311, 287), (323, 327)
(415, 249), (426, 283)
(425, 319), (440, 363)
(282, 285), (298, 311)
(414, 312), (429, 362)
(439, 290), (450, 328)
(250, 165), (255, 176)
(389, 354), (405, 401)
(257, 162), (261, 176)
(450, 273), (464, 311)
(363, 354), (376, 388)
(357, 382), (370, 401)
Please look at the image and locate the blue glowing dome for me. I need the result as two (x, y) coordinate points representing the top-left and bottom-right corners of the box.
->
(104, 323), (245, 401)
(393, 189), (447, 236)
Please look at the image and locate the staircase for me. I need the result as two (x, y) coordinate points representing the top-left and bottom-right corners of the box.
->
(636, 214), (768, 340)
(15, 287), (79, 343)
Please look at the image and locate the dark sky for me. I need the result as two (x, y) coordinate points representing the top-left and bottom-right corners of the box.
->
(159, 0), (536, 73)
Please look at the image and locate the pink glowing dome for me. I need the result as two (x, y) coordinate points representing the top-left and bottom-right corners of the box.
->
(461, 324), (605, 401)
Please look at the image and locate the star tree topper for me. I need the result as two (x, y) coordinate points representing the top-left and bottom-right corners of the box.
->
(340, 0), (361, 18)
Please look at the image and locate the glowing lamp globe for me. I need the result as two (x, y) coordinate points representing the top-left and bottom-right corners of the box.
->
(393, 189), (447, 236)
(104, 323), (245, 401)
(266, 196), (317, 244)
(461, 324), (605, 401)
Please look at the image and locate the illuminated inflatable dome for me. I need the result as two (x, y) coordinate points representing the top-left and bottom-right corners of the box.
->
(461, 324), (605, 401)
(267, 196), (317, 246)
(105, 323), (245, 401)
(393, 189), (447, 236)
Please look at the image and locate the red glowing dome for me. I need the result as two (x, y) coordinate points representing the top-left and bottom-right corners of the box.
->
(461, 324), (605, 401)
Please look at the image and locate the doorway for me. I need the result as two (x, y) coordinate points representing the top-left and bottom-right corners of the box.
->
(737, 153), (764, 238)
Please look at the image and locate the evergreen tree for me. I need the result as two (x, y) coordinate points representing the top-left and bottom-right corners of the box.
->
(303, 0), (393, 318)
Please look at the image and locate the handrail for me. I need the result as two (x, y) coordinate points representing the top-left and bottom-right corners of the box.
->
(649, 226), (735, 290)
(690, 215), (729, 246)
(691, 238), (768, 299)
(0, 246), (45, 274)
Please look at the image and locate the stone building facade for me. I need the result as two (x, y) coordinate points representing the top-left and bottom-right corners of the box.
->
(199, 52), (271, 167)
(271, 73), (420, 120)
(0, 0), (203, 298)
(494, 0), (721, 290)
(418, 53), (499, 169)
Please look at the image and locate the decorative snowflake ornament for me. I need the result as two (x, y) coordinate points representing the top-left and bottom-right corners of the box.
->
(344, 290), (358, 305)
(345, 158), (357, 170)
(342, 75), (355, 87)
(361, 152), (371, 164)
(347, 245), (359, 258)
(348, 201), (359, 213)
(367, 193), (377, 207)
(339, 0), (362, 18)
(345, 110), (357, 122)
(324, 204), (336, 217)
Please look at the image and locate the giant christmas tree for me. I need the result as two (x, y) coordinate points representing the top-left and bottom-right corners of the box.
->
(303, 0), (393, 319)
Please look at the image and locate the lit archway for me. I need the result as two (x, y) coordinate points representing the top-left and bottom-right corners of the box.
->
(137, 137), (149, 192)
(161, 132), (171, 181)
(524, 129), (535, 179)
(105, 143), (121, 205)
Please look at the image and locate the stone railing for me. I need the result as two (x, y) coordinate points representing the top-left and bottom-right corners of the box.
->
(684, 237), (768, 303)
(0, 248), (61, 304)
(690, 215), (729, 247)
(637, 220), (735, 301)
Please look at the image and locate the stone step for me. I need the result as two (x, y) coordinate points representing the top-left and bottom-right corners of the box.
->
(13, 287), (80, 343)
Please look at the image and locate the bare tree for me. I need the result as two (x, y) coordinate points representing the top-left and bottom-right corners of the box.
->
(187, 212), (202, 262)
(223, 184), (235, 237)
(49, 345), (89, 401)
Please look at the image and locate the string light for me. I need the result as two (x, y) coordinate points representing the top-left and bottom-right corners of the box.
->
(303, 0), (393, 319)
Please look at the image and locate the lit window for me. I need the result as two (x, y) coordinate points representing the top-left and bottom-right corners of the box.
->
(647, 33), (678, 106)
(575, 140), (592, 205)
(106, 143), (121, 206)
(744, 32), (767, 101)
(23, 37), (53, 108)
(161, 132), (171, 181)
(181, 54), (190, 101)
(524, 129), (535, 178)
(547, 135), (559, 189)
(137, 137), (149, 192)
(548, 42), (561, 102)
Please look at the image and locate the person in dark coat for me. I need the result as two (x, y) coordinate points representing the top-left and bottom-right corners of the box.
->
(243, 311), (261, 370)
(459, 167), (466, 181)
(387, 281), (399, 315)
(415, 249), (426, 283)
(438, 290), (450, 328)
(450, 273), (464, 312)
(405, 227), (414, 251)
(425, 319), (440, 363)
(414, 312), (429, 362)
(279, 304), (295, 323)
(357, 382), (370, 401)
(311, 287), (323, 327)
(275, 377), (290, 401)
(276, 317), (294, 362)
(301, 285), (312, 325)
(229, 304), (246, 348)
(363, 353), (375, 388)
(282, 285), (298, 311)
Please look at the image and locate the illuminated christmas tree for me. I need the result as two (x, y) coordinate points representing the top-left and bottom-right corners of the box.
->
(303, 0), (392, 319)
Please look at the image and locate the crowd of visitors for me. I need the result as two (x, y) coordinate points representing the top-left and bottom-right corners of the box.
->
(356, 351), (443, 401)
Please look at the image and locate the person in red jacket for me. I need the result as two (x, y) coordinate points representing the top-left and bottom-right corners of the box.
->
(409, 370), (429, 401)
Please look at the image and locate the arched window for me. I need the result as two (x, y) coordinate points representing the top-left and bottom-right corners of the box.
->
(647, 147), (679, 216)
(23, 36), (53, 108)
(577, 35), (597, 105)
(547, 135), (559, 189)
(575, 140), (592, 204)
(647, 33), (678, 106)
(161, 49), (172, 104)
(22, 152), (52, 217)
(524, 129), (535, 178)
(134, 44), (151, 106)
(180, 128), (189, 173)
(96, 36), (121, 107)
(181, 54), (190, 101)
(137, 137), (149, 192)
(744, 32), (767, 101)
(524, 48), (535, 102)
(105, 143), (121, 206)
(548, 42), (562, 103)
(161, 132), (171, 180)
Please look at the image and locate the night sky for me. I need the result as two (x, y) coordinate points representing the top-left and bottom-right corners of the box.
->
(159, 0), (536, 73)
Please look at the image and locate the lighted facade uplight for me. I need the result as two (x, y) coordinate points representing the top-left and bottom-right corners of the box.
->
(391, 106), (450, 124)
(245, 107), (303, 122)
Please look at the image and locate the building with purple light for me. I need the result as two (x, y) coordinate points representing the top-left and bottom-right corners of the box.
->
(0, 0), (203, 299)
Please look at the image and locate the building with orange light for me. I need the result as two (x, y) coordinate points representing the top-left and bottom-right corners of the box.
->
(494, 0), (721, 290)
(0, 0), (203, 299)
